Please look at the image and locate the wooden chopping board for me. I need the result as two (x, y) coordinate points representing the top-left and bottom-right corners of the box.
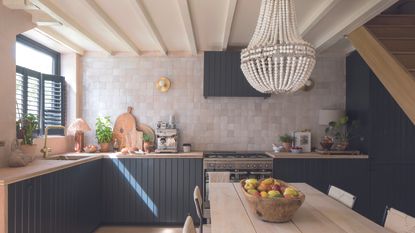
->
(113, 107), (138, 148)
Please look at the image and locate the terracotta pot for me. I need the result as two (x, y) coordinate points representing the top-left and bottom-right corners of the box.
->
(282, 142), (292, 152)
(100, 143), (110, 152)
(143, 142), (153, 153)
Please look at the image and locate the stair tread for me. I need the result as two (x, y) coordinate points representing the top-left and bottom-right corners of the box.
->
(366, 25), (415, 28)
(392, 51), (415, 55)
(377, 37), (415, 40)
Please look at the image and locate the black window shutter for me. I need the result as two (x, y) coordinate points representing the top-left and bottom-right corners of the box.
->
(41, 74), (65, 135)
(16, 66), (42, 135)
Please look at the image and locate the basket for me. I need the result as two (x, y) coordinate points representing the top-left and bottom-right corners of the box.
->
(240, 179), (305, 223)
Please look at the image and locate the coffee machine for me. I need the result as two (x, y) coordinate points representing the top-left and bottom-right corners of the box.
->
(155, 116), (178, 153)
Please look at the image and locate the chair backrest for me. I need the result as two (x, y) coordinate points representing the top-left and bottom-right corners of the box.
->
(183, 216), (197, 233)
(384, 207), (415, 233)
(327, 185), (356, 209)
(194, 186), (203, 219)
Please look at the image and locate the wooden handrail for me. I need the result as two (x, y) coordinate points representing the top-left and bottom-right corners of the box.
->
(348, 26), (415, 125)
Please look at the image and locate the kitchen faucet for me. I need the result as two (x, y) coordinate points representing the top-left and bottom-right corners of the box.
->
(41, 125), (66, 158)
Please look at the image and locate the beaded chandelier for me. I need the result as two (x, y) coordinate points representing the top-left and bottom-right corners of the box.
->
(241, 0), (316, 94)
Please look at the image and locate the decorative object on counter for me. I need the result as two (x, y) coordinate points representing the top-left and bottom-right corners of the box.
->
(183, 143), (191, 153)
(143, 134), (154, 153)
(279, 134), (293, 152)
(320, 136), (334, 151)
(241, 178), (305, 223)
(169, 115), (176, 129)
(156, 76), (171, 92)
(272, 144), (284, 153)
(290, 147), (303, 154)
(241, 0), (316, 94)
(325, 115), (359, 151)
(83, 145), (97, 153)
(138, 123), (156, 144)
(318, 109), (345, 125)
(293, 131), (311, 152)
(96, 116), (113, 152)
(67, 118), (91, 153)
(113, 138), (119, 152)
(113, 107), (138, 149)
(315, 150), (360, 155)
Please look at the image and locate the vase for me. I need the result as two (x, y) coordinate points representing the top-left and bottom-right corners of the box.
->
(320, 136), (334, 151)
(282, 142), (292, 152)
(100, 143), (110, 152)
(19, 144), (37, 161)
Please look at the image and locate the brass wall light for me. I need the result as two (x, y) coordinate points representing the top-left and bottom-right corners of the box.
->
(156, 77), (171, 92)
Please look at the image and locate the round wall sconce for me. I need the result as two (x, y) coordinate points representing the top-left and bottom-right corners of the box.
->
(156, 77), (171, 92)
(302, 79), (315, 92)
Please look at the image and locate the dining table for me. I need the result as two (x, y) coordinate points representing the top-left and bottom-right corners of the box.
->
(209, 183), (390, 233)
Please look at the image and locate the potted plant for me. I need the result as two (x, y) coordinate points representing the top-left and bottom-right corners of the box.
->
(325, 115), (358, 151)
(279, 134), (293, 152)
(95, 116), (113, 152)
(16, 114), (38, 157)
(143, 134), (153, 153)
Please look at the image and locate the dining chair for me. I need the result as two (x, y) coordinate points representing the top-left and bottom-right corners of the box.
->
(183, 216), (197, 233)
(383, 206), (415, 233)
(327, 185), (357, 209)
(194, 186), (211, 233)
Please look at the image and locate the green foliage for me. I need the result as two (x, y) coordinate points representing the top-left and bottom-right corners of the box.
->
(95, 116), (113, 144)
(325, 115), (359, 141)
(143, 134), (153, 142)
(279, 134), (293, 143)
(16, 114), (38, 145)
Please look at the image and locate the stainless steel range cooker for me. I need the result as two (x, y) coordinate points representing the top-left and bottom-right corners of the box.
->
(203, 151), (273, 200)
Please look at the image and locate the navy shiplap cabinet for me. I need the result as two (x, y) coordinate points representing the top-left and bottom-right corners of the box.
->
(8, 160), (102, 233)
(101, 158), (203, 225)
(273, 159), (370, 215)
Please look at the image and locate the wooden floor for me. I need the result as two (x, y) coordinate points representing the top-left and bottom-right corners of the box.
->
(94, 226), (182, 233)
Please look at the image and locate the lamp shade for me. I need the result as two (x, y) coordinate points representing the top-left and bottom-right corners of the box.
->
(67, 118), (91, 135)
(318, 109), (344, 125)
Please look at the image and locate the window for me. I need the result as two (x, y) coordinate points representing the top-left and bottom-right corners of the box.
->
(16, 35), (65, 135)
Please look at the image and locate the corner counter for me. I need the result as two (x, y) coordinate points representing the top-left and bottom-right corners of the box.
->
(266, 152), (369, 159)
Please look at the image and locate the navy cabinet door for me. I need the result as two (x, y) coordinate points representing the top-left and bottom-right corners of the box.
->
(101, 158), (203, 225)
(8, 160), (101, 233)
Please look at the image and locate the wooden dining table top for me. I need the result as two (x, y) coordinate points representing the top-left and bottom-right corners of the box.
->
(209, 183), (389, 233)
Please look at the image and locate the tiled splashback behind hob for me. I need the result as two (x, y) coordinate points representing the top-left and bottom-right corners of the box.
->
(82, 55), (345, 151)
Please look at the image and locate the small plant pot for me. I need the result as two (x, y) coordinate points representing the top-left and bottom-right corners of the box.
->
(19, 144), (37, 161)
(282, 142), (292, 152)
(100, 143), (111, 152)
(143, 142), (153, 153)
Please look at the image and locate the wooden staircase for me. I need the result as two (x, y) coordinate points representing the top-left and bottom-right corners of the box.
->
(348, 14), (415, 125)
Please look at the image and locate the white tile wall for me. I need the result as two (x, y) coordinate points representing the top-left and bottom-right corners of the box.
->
(82, 55), (345, 151)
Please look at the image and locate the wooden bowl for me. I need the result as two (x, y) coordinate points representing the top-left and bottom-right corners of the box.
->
(240, 179), (305, 223)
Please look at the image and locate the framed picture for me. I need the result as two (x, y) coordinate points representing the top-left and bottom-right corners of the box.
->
(294, 131), (311, 152)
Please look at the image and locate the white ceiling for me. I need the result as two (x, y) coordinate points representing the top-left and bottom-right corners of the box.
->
(5, 0), (398, 56)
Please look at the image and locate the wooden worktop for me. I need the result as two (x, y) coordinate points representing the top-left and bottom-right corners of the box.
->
(266, 152), (369, 159)
(0, 152), (203, 185)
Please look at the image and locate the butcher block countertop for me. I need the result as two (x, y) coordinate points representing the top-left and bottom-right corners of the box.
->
(266, 152), (369, 159)
(0, 152), (203, 185)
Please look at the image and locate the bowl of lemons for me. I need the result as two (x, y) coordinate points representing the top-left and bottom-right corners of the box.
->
(241, 178), (305, 223)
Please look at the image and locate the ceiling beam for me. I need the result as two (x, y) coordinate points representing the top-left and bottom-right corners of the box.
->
(129, 0), (167, 55)
(222, 0), (238, 50)
(82, 0), (141, 56)
(176, 0), (197, 55)
(315, 0), (398, 52)
(35, 26), (85, 55)
(300, 0), (340, 36)
(30, 0), (113, 55)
